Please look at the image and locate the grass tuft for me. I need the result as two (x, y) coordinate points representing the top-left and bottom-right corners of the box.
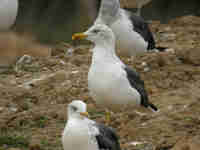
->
(0, 135), (29, 148)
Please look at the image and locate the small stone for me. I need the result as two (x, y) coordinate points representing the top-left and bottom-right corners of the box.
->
(166, 48), (175, 53)
(9, 107), (18, 112)
(0, 107), (4, 112)
(144, 67), (150, 72)
(67, 48), (75, 56)
(164, 26), (172, 32)
(168, 105), (173, 110)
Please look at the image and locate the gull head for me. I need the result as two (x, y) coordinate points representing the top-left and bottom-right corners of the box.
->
(68, 100), (89, 119)
(95, 0), (120, 26)
(72, 24), (115, 45)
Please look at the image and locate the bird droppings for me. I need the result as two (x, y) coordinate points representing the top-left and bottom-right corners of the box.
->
(0, 16), (200, 150)
(141, 62), (147, 66)
(71, 70), (79, 74)
(129, 141), (144, 146)
(66, 48), (75, 56)
(143, 67), (150, 72)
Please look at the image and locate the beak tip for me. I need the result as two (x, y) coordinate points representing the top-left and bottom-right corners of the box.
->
(80, 112), (89, 118)
(72, 35), (76, 40)
(71, 33), (87, 41)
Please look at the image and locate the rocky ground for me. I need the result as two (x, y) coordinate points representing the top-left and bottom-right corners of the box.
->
(0, 15), (200, 150)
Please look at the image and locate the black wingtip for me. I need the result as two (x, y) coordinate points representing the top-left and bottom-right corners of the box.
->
(155, 46), (168, 52)
(148, 103), (158, 111)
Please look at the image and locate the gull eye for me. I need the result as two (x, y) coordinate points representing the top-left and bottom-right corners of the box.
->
(71, 106), (77, 111)
(93, 29), (100, 34)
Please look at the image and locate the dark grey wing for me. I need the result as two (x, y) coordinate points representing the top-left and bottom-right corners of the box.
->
(124, 66), (158, 111)
(124, 9), (156, 50)
(94, 122), (121, 150)
(96, 0), (102, 12)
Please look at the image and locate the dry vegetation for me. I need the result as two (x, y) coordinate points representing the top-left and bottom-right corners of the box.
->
(0, 15), (200, 150)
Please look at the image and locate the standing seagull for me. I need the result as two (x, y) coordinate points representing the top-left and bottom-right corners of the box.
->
(62, 100), (121, 150)
(95, 0), (165, 57)
(72, 24), (158, 122)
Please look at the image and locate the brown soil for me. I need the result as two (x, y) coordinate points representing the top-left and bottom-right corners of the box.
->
(0, 15), (200, 150)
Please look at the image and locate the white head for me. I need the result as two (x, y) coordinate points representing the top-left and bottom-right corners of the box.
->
(72, 24), (115, 46)
(96, 0), (120, 26)
(67, 100), (89, 119)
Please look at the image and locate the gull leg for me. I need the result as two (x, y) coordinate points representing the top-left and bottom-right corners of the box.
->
(136, 3), (142, 16)
(105, 109), (111, 125)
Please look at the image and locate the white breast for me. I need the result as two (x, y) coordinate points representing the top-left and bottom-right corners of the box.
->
(88, 61), (141, 111)
(62, 119), (98, 150)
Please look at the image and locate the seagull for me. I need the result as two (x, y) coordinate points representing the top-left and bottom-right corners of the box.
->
(62, 100), (122, 150)
(72, 24), (158, 122)
(95, 0), (166, 57)
(0, 0), (18, 30)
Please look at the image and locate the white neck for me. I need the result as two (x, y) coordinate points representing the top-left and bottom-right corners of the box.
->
(92, 40), (121, 64)
(68, 110), (82, 120)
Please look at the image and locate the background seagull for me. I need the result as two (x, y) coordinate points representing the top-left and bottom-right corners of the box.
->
(0, 0), (18, 30)
(72, 24), (158, 123)
(95, 0), (166, 57)
(62, 100), (122, 150)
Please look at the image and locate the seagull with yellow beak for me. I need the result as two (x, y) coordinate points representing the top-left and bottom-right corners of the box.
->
(72, 24), (158, 123)
(62, 100), (121, 150)
(95, 0), (166, 57)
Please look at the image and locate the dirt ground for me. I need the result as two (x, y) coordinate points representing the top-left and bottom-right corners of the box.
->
(0, 15), (200, 150)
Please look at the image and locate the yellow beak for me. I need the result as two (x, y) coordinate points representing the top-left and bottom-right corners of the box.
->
(80, 112), (89, 118)
(72, 33), (88, 40)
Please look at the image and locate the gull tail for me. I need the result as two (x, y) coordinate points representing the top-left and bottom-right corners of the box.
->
(155, 46), (168, 52)
(148, 102), (158, 112)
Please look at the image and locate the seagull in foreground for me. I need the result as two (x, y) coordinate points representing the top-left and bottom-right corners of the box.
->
(72, 24), (158, 123)
(62, 100), (121, 150)
(95, 0), (166, 57)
